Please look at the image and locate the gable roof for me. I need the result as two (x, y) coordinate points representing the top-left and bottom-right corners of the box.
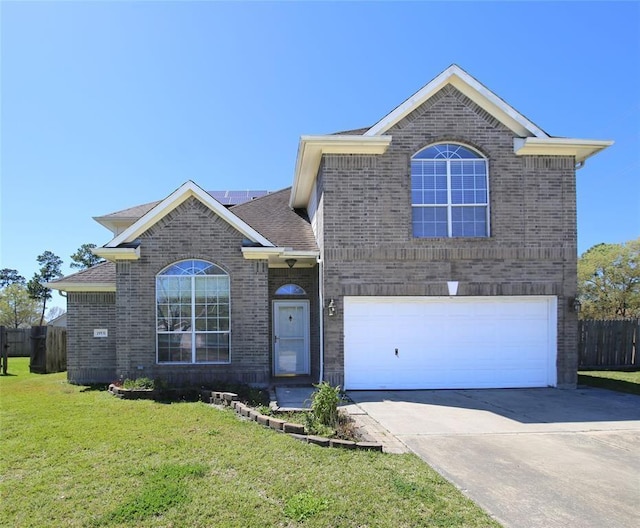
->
(232, 188), (318, 252)
(47, 261), (116, 292)
(94, 190), (271, 235)
(101, 181), (274, 254)
(49, 190), (317, 291)
(365, 64), (549, 138)
(289, 64), (613, 208)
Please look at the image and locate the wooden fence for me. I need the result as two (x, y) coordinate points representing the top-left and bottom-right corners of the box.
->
(0, 326), (67, 374)
(578, 319), (639, 370)
(45, 326), (67, 373)
(5, 328), (31, 356)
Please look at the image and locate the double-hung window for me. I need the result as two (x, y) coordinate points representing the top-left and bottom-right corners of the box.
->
(411, 143), (489, 238)
(156, 259), (230, 363)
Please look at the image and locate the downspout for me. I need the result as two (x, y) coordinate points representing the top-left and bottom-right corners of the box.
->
(318, 256), (324, 383)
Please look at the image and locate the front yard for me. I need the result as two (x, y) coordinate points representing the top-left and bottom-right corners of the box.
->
(0, 358), (499, 527)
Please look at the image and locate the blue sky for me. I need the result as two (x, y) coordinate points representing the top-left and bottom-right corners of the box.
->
(1, 1), (639, 312)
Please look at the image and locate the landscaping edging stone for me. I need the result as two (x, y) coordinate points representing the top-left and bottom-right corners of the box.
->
(202, 389), (383, 452)
(108, 384), (157, 399)
(108, 384), (199, 401)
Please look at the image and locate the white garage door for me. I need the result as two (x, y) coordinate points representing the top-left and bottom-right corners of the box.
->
(344, 296), (557, 390)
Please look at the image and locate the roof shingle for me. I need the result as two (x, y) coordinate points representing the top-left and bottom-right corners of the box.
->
(50, 261), (116, 285)
(232, 188), (318, 251)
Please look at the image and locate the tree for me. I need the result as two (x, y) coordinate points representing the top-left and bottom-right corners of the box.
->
(0, 283), (42, 328)
(27, 251), (63, 326)
(577, 238), (640, 319)
(70, 243), (104, 270)
(0, 268), (25, 288)
(46, 306), (66, 323)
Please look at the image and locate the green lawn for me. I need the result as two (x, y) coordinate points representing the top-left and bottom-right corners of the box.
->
(578, 370), (640, 395)
(0, 359), (500, 527)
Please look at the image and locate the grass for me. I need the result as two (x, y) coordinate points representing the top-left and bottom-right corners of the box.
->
(0, 358), (501, 527)
(578, 370), (640, 395)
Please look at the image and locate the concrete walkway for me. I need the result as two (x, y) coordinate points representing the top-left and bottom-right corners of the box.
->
(348, 387), (640, 528)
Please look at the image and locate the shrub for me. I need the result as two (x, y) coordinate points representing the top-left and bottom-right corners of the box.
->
(309, 382), (340, 427)
(122, 377), (156, 390)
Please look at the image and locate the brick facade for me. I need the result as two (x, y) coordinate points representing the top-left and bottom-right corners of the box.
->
(67, 292), (116, 383)
(316, 85), (578, 388)
(115, 197), (271, 386)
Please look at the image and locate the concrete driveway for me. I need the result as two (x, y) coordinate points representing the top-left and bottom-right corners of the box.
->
(348, 387), (640, 528)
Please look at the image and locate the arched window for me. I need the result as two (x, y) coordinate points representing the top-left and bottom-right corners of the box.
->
(156, 259), (230, 364)
(411, 143), (489, 238)
(275, 284), (306, 296)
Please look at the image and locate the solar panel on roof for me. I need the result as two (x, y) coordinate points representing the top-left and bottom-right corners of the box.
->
(207, 190), (270, 206)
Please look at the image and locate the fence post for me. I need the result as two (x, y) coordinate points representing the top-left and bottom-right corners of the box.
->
(1, 326), (7, 375)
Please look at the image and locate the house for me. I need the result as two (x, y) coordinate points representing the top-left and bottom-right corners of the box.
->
(48, 65), (612, 390)
(47, 312), (67, 328)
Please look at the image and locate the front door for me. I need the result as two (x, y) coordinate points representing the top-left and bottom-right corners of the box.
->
(273, 300), (310, 376)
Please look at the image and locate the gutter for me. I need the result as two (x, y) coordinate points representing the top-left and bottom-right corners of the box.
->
(318, 256), (324, 384)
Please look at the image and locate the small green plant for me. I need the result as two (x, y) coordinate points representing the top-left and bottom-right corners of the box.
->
(302, 382), (343, 436)
(310, 381), (340, 427)
(284, 491), (329, 522)
(255, 405), (273, 416)
(303, 413), (335, 438)
(122, 377), (156, 390)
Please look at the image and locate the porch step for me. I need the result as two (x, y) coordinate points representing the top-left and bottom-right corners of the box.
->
(273, 386), (315, 411)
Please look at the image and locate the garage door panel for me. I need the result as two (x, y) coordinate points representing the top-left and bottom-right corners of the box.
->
(344, 296), (557, 390)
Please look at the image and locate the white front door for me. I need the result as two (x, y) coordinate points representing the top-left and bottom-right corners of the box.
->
(273, 300), (310, 376)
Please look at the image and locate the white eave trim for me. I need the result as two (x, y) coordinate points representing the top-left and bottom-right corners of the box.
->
(290, 135), (392, 208)
(46, 282), (116, 292)
(241, 247), (320, 260)
(365, 65), (549, 139)
(93, 216), (139, 236)
(514, 137), (614, 163)
(92, 246), (141, 262)
(106, 180), (274, 248)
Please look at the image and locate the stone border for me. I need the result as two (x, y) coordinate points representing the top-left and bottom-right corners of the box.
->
(108, 384), (198, 401)
(201, 390), (383, 452)
(108, 384), (158, 399)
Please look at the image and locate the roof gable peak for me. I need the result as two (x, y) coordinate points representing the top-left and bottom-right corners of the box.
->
(105, 180), (274, 249)
(364, 64), (548, 139)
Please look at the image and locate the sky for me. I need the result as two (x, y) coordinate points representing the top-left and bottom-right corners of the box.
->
(1, 0), (639, 313)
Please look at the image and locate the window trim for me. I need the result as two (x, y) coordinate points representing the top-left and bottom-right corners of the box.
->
(411, 142), (491, 238)
(155, 259), (231, 365)
(275, 283), (307, 296)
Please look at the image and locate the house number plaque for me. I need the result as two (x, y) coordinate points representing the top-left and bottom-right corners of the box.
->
(93, 329), (108, 338)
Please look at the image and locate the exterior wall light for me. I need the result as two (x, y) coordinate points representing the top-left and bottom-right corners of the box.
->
(447, 281), (459, 296)
(327, 299), (336, 317)
(571, 297), (582, 313)
(285, 258), (297, 269)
